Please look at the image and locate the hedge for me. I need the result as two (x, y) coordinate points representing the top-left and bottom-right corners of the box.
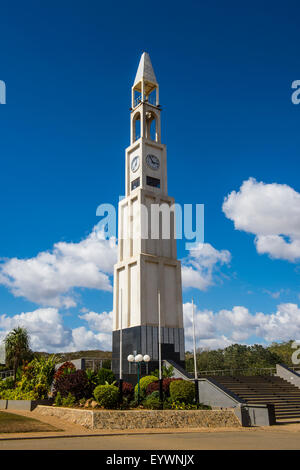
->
(94, 384), (119, 408)
(146, 378), (182, 397)
(134, 375), (157, 399)
(169, 380), (195, 404)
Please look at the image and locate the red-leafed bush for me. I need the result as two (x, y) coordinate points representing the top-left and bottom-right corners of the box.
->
(53, 369), (90, 400)
(146, 378), (182, 397)
(54, 361), (76, 381)
(120, 381), (134, 399)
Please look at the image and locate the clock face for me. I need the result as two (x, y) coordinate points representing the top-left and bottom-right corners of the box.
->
(146, 154), (160, 170)
(131, 155), (140, 172)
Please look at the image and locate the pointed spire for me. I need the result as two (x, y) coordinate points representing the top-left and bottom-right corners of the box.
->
(133, 52), (157, 88)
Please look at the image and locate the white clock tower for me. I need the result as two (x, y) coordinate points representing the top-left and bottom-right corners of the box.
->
(112, 52), (185, 380)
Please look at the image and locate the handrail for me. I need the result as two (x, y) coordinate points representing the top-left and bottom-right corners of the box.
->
(191, 367), (277, 377)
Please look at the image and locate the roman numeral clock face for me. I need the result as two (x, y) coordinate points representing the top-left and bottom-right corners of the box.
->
(146, 154), (160, 170)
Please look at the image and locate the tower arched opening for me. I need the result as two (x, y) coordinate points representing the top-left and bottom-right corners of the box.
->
(132, 112), (141, 142)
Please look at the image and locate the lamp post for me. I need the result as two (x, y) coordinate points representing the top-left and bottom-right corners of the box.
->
(127, 354), (151, 405)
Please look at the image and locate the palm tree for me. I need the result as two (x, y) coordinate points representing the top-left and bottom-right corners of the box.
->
(4, 327), (32, 383)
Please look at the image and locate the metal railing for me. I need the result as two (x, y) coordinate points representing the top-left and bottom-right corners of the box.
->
(133, 95), (157, 108)
(194, 367), (277, 377)
(134, 96), (142, 107)
(0, 370), (14, 379)
(83, 358), (112, 372)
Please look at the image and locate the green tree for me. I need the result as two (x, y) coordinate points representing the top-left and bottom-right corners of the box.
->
(223, 344), (249, 370)
(4, 327), (32, 383)
(268, 341), (295, 366)
(248, 344), (280, 370)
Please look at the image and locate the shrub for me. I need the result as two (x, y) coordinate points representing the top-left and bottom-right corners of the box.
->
(61, 393), (76, 408)
(28, 356), (56, 388)
(0, 377), (14, 391)
(54, 391), (63, 406)
(54, 369), (90, 400)
(143, 392), (161, 410)
(0, 388), (37, 400)
(93, 384), (119, 409)
(96, 368), (116, 385)
(102, 360), (112, 369)
(168, 401), (212, 410)
(0, 356), (56, 400)
(54, 361), (76, 381)
(169, 380), (195, 404)
(134, 375), (157, 399)
(34, 383), (48, 399)
(146, 378), (182, 397)
(152, 365), (174, 378)
(85, 369), (97, 388)
(12, 356), (56, 399)
(119, 381), (134, 399)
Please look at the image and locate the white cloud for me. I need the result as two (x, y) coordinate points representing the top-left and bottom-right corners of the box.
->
(0, 226), (117, 308)
(1, 301), (299, 354)
(181, 243), (231, 290)
(183, 301), (300, 351)
(71, 326), (112, 352)
(0, 308), (72, 351)
(262, 289), (285, 299)
(79, 310), (112, 333)
(0, 307), (113, 353)
(223, 177), (300, 262)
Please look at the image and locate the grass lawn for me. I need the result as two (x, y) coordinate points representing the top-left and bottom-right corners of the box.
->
(0, 411), (62, 433)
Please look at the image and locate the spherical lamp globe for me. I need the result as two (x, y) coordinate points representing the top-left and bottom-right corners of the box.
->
(135, 354), (143, 362)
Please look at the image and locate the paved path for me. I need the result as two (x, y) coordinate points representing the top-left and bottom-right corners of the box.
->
(1, 429), (300, 450)
(1, 409), (300, 450)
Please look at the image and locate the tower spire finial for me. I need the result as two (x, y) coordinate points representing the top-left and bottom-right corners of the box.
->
(133, 52), (157, 88)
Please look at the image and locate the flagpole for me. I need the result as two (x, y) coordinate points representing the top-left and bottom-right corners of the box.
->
(192, 298), (199, 403)
(158, 289), (163, 405)
(158, 289), (161, 380)
(119, 288), (123, 402)
(192, 298), (197, 379)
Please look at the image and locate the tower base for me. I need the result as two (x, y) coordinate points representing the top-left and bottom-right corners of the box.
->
(112, 325), (185, 384)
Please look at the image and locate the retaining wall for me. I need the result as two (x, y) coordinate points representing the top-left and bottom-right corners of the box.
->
(34, 406), (241, 430)
(0, 399), (52, 411)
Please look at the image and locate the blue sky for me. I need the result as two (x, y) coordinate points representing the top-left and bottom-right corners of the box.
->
(0, 0), (300, 352)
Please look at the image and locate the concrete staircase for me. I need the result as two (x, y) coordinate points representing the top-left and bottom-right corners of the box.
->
(208, 375), (300, 421)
